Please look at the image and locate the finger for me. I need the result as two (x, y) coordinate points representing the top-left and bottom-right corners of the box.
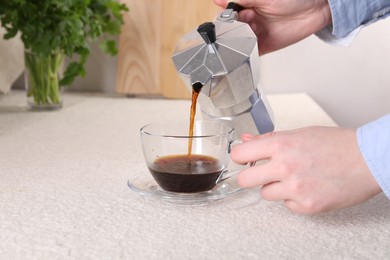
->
(213, 0), (229, 8)
(240, 131), (275, 142)
(214, 0), (259, 9)
(230, 138), (272, 164)
(283, 200), (315, 215)
(284, 200), (323, 215)
(241, 133), (254, 142)
(284, 200), (301, 213)
(236, 161), (283, 188)
(232, 130), (290, 164)
(260, 182), (289, 201)
(252, 131), (276, 140)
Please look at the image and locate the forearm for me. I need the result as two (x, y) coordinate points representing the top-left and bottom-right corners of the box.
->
(357, 114), (390, 199)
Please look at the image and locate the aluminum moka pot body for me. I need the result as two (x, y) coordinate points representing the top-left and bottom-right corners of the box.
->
(172, 3), (274, 136)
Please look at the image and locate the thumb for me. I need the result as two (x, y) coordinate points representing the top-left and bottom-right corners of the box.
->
(213, 0), (229, 8)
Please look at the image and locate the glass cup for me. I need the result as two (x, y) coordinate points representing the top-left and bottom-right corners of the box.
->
(140, 120), (241, 193)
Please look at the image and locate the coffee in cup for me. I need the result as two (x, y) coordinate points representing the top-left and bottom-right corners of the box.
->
(148, 154), (223, 193)
(140, 120), (236, 193)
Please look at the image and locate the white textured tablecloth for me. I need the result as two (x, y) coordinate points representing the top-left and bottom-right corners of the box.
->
(0, 91), (389, 260)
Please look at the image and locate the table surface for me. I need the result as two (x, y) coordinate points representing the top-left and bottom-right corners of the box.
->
(1, 91), (389, 260)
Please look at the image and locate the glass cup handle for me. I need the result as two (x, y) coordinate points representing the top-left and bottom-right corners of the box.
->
(215, 162), (256, 184)
(216, 140), (256, 184)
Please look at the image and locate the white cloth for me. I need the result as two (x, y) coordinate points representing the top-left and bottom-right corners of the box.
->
(3, 92), (390, 259)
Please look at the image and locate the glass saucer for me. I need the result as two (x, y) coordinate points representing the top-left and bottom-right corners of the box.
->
(127, 173), (243, 205)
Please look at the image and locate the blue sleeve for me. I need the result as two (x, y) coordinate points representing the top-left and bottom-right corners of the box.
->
(316, 0), (390, 45)
(329, 0), (390, 37)
(357, 115), (390, 199)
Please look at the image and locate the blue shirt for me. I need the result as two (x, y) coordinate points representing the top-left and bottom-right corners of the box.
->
(317, 0), (390, 45)
(318, 0), (390, 198)
(329, 0), (390, 38)
(358, 115), (390, 198)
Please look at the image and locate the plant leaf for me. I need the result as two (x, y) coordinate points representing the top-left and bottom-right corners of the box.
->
(99, 40), (117, 56)
(1, 0), (129, 86)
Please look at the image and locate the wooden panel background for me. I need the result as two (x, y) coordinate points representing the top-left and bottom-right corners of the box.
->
(116, 0), (219, 99)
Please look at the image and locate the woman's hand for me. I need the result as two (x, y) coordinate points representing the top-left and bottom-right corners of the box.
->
(213, 0), (332, 55)
(232, 127), (381, 214)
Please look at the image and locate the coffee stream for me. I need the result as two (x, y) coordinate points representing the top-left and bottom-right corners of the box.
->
(187, 82), (203, 162)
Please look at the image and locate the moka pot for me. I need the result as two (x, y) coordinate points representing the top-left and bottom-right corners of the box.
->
(172, 2), (274, 136)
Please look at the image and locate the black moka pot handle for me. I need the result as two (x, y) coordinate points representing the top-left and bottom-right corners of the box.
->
(226, 2), (244, 12)
(197, 2), (244, 44)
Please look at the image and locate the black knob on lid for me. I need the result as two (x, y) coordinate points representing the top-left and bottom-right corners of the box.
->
(197, 22), (216, 44)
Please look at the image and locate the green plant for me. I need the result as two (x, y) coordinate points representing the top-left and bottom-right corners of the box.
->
(0, 0), (128, 105)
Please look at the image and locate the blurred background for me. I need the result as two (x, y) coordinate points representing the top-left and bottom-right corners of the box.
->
(259, 18), (390, 128)
(2, 0), (390, 128)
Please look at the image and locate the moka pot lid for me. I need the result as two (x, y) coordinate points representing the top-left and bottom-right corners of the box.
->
(172, 19), (258, 79)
